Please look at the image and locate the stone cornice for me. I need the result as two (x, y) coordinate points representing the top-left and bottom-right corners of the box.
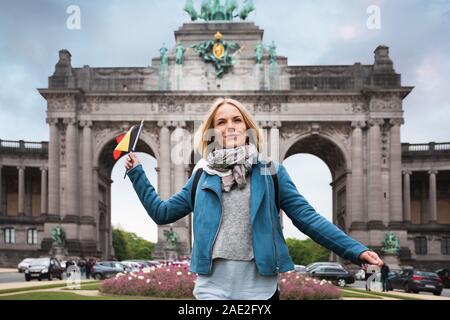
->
(38, 88), (84, 100)
(361, 87), (414, 100)
(40, 90), (383, 109)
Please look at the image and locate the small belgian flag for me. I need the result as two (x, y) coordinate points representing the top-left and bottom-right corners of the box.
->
(113, 120), (144, 178)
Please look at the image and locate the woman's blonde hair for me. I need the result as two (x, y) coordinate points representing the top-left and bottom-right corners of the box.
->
(195, 98), (264, 159)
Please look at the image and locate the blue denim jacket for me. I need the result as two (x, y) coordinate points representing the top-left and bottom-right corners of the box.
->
(127, 161), (369, 276)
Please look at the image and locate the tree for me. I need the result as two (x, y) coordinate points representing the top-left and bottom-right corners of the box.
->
(112, 227), (155, 261)
(286, 238), (330, 266)
(112, 228), (130, 261)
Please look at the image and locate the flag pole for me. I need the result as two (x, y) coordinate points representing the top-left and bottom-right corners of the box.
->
(124, 120), (145, 179)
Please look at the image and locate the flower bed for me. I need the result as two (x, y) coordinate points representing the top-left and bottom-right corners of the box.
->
(279, 273), (342, 300)
(100, 264), (196, 299)
(100, 265), (342, 300)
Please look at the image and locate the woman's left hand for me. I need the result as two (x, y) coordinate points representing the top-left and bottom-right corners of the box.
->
(359, 250), (384, 267)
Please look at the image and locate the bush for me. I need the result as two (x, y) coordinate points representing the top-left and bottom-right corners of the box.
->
(279, 273), (342, 300)
(100, 264), (195, 299)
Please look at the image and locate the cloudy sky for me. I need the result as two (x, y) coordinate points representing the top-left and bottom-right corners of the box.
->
(1, 0), (449, 243)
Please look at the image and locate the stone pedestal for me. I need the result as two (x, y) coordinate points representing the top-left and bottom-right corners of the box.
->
(164, 248), (180, 261)
(50, 245), (68, 262)
(382, 253), (401, 271)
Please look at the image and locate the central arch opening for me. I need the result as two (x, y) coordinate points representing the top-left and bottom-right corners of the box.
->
(281, 134), (349, 241)
(282, 154), (332, 240)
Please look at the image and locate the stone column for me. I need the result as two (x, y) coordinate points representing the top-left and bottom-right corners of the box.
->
(351, 121), (365, 224)
(402, 170), (412, 222)
(40, 166), (48, 215)
(172, 121), (187, 193)
(0, 165), (3, 215)
(184, 166), (190, 182)
(258, 121), (269, 161)
(157, 121), (171, 200)
(428, 170), (438, 223)
(93, 166), (99, 242)
(389, 119), (404, 223)
(81, 120), (94, 220)
(367, 119), (384, 224)
(17, 166), (25, 215)
(64, 118), (79, 218)
(269, 121), (281, 163)
(171, 121), (191, 255)
(47, 118), (60, 216)
(420, 179), (428, 224)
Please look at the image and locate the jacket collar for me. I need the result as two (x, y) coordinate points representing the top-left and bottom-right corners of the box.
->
(200, 161), (266, 223)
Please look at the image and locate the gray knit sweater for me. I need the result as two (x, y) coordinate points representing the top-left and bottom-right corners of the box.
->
(212, 178), (254, 261)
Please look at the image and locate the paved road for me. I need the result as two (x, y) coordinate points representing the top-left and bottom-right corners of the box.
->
(348, 280), (450, 297)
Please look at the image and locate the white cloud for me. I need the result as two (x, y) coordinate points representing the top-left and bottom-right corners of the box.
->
(338, 25), (361, 40)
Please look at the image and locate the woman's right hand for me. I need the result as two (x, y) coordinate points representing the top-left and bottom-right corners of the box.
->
(125, 152), (140, 171)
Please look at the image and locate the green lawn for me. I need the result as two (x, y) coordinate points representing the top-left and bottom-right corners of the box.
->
(62, 282), (100, 291)
(0, 281), (423, 300)
(0, 280), (99, 295)
(0, 291), (159, 300)
(343, 287), (423, 300)
(0, 290), (397, 300)
(341, 290), (382, 299)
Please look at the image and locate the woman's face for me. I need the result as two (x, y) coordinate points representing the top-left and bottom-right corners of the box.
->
(213, 103), (247, 149)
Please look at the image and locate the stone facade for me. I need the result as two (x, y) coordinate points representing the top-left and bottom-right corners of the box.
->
(1, 21), (449, 269)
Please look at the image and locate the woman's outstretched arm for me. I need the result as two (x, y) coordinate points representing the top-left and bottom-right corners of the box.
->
(277, 163), (382, 266)
(125, 153), (194, 225)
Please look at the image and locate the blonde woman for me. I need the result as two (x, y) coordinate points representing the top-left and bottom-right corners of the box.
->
(125, 98), (383, 300)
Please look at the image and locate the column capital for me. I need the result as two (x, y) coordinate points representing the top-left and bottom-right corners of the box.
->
(46, 118), (60, 125)
(428, 169), (438, 175)
(351, 120), (366, 129)
(40, 165), (48, 171)
(173, 121), (186, 128)
(16, 165), (25, 171)
(368, 118), (385, 127)
(257, 120), (269, 128)
(80, 120), (93, 128)
(389, 118), (404, 127)
(268, 121), (282, 128)
(402, 169), (412, 175)
(62, 118), (78, 125)
(157, 120), (172, 128)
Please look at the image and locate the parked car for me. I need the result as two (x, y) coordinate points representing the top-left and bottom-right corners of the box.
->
(17, 258), (35, 273)
(120, 261), (141, 272)
(294, 264), (307, 274)
(355, 269), (366, 280)
(308, 266), (355, 287)
(147, 260), (163, 267)
(306, 262), (344, 272)
(435, 269), (450, 288)
(24, 257), (63, 281)
(90, 261), (126, 280)
(388, 269), (443, 295)
(121, 260), (149, 269)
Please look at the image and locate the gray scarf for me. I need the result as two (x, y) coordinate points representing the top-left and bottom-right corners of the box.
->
(203, 143), (259, 192)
